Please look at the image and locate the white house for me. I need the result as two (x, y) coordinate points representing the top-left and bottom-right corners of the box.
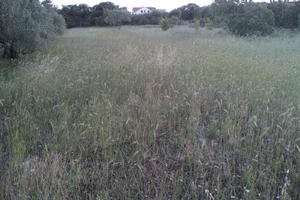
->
(132, 7), (156, 15)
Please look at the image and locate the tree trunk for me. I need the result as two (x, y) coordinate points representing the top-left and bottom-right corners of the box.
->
(2, 42), (18, 59)
(2, 45), (10, 58)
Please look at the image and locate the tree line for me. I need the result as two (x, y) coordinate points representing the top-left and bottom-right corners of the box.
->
(0, 0), (65, 59)
(59, 0), (300, 36)
(58, 2), (168, 27)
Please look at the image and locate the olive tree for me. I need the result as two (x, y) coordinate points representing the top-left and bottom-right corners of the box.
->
(0, 0), (65, 59)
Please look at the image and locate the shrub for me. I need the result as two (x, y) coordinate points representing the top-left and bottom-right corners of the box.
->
(205, 18), (214, 30)
(160, 17), (171, 31)
(228, 3), (274, 36)
(194, 19), (201, 30)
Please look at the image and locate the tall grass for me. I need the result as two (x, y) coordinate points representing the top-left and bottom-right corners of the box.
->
(0, 26), (299, 199)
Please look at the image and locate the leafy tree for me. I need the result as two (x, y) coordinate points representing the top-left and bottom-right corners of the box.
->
(0, 0), (65, 59)
(170, 16), (182, 25)
(208, 0), (243, 26)
(59, 4), (91, 28)
(169, 9), (182, 19)
(90, 2), (119, 26)
(211, 0), (241, 16)
(104, 9), (131, 26)
(41, 0), (55, 9)
(175, 4), (201, 21)
(228, 3), (274, 36)
(268, 2), (300, 28)
(41, 0), (66, 35)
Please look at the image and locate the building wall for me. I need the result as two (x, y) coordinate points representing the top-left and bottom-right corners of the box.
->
(133, 7), (153, 15)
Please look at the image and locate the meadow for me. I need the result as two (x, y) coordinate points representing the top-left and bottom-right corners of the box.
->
(0, 26), (299, 199)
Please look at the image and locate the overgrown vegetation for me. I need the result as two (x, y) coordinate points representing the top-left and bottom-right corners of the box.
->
(0, 0), (65, 59)
(1, 0), (300, 199)
(0, 26), (299, 199)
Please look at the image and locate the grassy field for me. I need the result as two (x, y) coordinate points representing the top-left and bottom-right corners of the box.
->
(0, 26), (300, 199)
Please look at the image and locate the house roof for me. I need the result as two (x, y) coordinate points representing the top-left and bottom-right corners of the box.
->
(132, 7), (156, 12)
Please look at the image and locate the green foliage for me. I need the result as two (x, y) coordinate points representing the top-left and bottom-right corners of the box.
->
(267, 2), (300, 29)
(90, 2), (119, 26)
(205, 18), (214, 30)
(131, 11), (168, 25)
(57, 1), (300, 36)
(52, 14), (66, 35)
(170, 16), (182, 26)
(298, 13), (300, 29)
(170, 4), (201, 21)
(104, 9), (131, 26)
(194, 19), (201, 30)
(0, 0), (65, 59)
(228, 3), (274, 36)
(59, 2), (126, 28)
(160, 17), (171, 31)
(60, 3), (168, 27)
(59, 4), (91, 28)
(210, 0), (241, 17)
(169, 9), (182, 19)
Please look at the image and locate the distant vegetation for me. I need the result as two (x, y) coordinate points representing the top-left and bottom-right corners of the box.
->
(0, 0), (65, 59)
(1, 0), (300, 59)
(59, 0), (300, 36)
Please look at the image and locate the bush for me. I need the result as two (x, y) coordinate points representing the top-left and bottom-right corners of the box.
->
(228, 3), (274, 36)
(194, 19), (201, 30)
(205, 18), (214, 30)
(160, 17), (171, 31)
(52, 14), (66, 35)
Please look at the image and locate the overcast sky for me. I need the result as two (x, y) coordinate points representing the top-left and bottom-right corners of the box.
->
(52, 0), (267, 11)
